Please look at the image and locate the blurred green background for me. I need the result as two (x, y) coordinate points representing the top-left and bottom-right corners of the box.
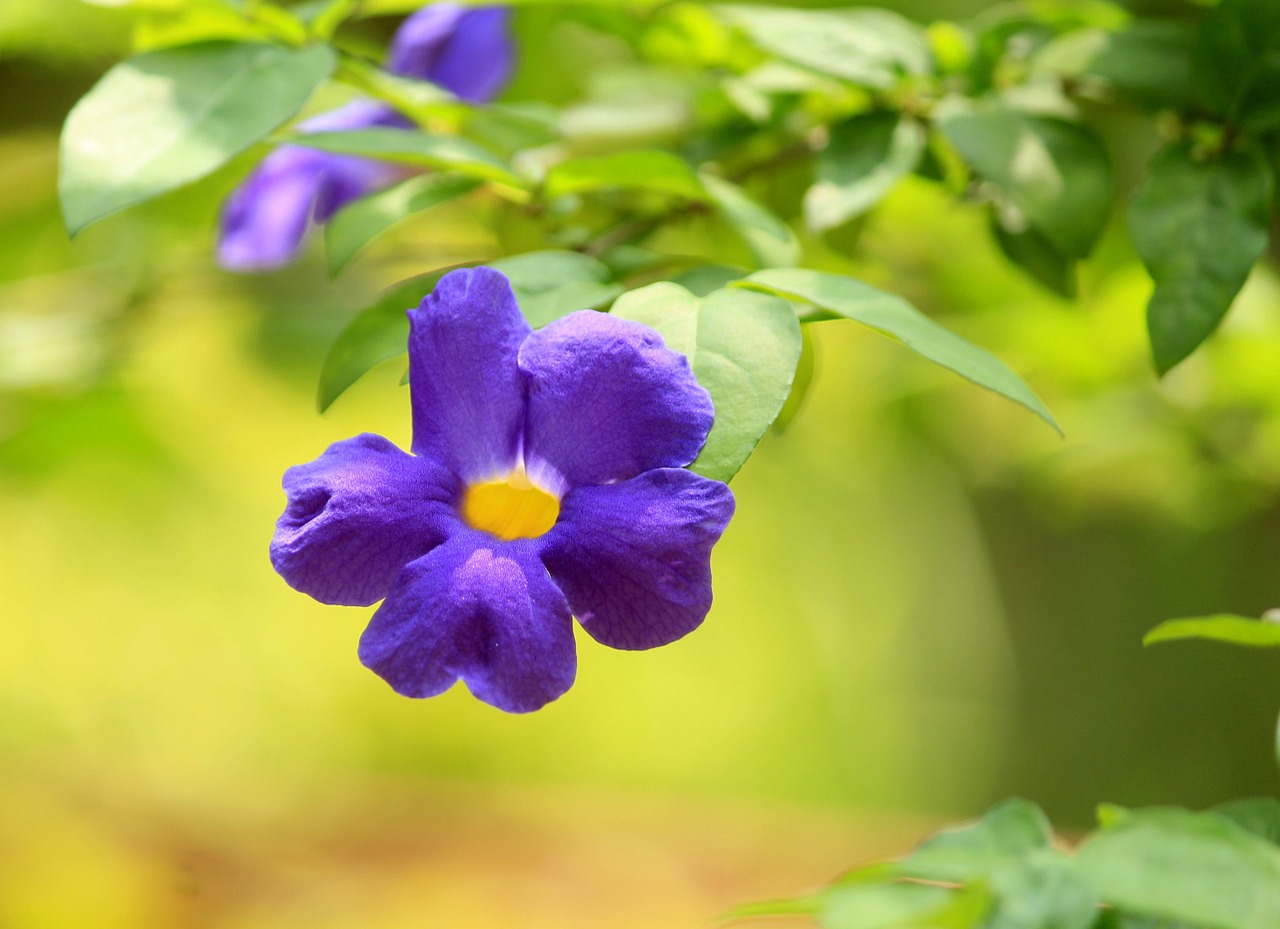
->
(2, 0), (1279, 926)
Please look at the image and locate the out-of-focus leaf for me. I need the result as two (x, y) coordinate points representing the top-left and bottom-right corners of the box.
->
(612, 282), (801, 482)
(740, 269), (1061, 434)
(59, 40), (334, 234)
(672, 264), (747, 297)
(805, 112), (926, 232)
(904, 798), (1053, 883)
(701, 173), (799, 269)
(515, 281), (623, 328)
(1193, 0), (1280, 131)
(991, 211), (1077, 298)
(288, 128), (520, 185)
(716, 5), (932, 88)
(1034, 21), (1195, 110)
(1143, 614), (1280, 648)
(325, 173), (479, 274)
(1128, 142), (1272, 374)
(546, 150), (708, 201)
(822, 882), (985, 929)
(937, 102), (1111, 259)
(1077, 807), (1280, 929)
(1214, 799), (1280, 847)
(489, 249), (612, 296)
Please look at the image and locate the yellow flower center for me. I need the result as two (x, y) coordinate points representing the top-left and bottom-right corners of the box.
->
(460, 468), (560, 541)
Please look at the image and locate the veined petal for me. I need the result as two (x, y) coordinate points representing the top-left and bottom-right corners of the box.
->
(358, 533), (576, 712)
(539, 468), (734, 649)
(390, 5), (515, 103)
(271, 433), (461, 606)
(519, 312), (714, 489)
(408, 267), (531, 482)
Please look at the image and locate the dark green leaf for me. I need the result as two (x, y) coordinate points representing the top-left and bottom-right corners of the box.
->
(289, 127), (520, 185)
(806, 113), (926, 232)
(740, 269), (1061, 434)
(1143, 614), (1280, 648)
(1128, 143), (1272, 374)
(611, 282), (802, 482)
(1214, 799), (1280, 847)
(905, 798), (1053, 883)
(716, 5), (932, 88)
(1034, 21), (1196, 110)
(937, 103), (1112, 259)
(701, 173), (799, 269)
(1076, 807), (1280, 929)
(991, 211), (1077, 299)
(546, 150), (708, 201)
(325, 173), (479, 274)
(1193, 0), (1280, 131)
(59, 40), (335, 234)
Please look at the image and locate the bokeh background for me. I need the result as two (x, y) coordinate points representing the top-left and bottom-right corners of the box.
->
(2, 0), (1279, 926)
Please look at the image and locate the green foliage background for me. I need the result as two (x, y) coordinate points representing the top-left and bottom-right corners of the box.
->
(3, 0), (1280, 925)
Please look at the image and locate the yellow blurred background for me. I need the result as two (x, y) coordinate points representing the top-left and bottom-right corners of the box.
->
(3, 1), (1280, 926)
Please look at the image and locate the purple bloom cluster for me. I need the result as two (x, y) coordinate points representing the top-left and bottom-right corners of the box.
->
(271, 268), (735, 712)
(218, 5), (514, 272)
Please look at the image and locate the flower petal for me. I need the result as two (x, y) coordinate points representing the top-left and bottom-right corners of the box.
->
(389, 5), (515, 103)
(271, 433), (461, 606)
(538, 468), (734, 649)
(519, 312), (714, 489)
(358, 533), (575, 712)
(408, 267), (531, 482)
(217, 102), (407, 272)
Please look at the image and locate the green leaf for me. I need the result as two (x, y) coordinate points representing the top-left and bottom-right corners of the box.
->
(772, 325), (814, 434)
(545, 150), (708, 201)
(983, 853), (1098, 929)
(611, 282), (802, 482)
(739, 269), (1061, 434)
(805, 112), (926, 233)
(317, 270), (444, 412)
(1193, 0), (1280, 131)
(1143, 614), (1280, 648)
(700, 173), (799, 269)
(1214, 799), (1280, 847)
(515, 281), (623, 328)
(288, 127), (520, 185)
(59, 40), (335, 235)
(937, 103), (1112, 259)
(489, 249), (612, 296)
(1076, 807), (1280, 929)
(1033, 21), (1196, 110)
(1129, 143), (1272, 374)
(325, 173), (479, 274)
(904, 798), (1053, 883)
(991, 211), (1077, 299)
(821, 882), (985, 929)
(716, 5), (932, 88)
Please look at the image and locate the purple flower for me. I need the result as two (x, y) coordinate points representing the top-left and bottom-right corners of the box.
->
(217, 4), (515, 272)
(270, 268), (735, 712)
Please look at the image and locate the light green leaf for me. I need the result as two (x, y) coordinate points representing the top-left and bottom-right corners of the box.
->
(772, 325), (814, 434)
(716, 5), (932, 87)
(516, 281), (623, 328)
(905, 798), (1053, 883)
(822, 882), (984, 929)
(1143, 614), (1280, 648)
(325, 174), (479, 275)
(937, 103), (1112, 259)
(612, 282), (801, 482)
(1129, 142), (1272, 374)
(546, 150), (708, 201)
(1214, 799), (1280, 847)
(59, 40), (335, 234)
(1077, 807), (1280, 929)
(805, 112), (926, 232)
(740, 269), (1061, 434)
(289, 127), (520, 185)
(489, 249), (612, 295)
(701, 173), (799, 269)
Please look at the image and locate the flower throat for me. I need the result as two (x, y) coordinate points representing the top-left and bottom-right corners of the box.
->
(461, 468), (559, 541)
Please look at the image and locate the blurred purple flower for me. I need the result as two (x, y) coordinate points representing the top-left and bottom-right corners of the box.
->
(270, 268), (735, 712)
(217, 4), (515, 272)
